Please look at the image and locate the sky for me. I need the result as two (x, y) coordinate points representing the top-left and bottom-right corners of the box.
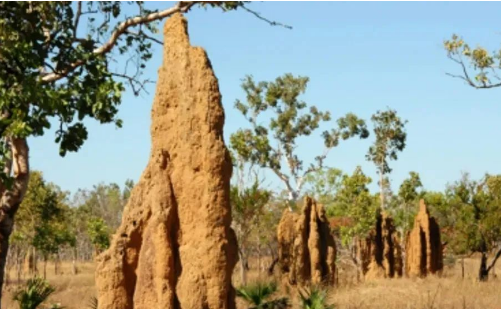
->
(29, 1), (501, 195)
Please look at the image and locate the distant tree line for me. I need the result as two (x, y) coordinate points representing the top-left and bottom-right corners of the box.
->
(4, 171), (133, 283)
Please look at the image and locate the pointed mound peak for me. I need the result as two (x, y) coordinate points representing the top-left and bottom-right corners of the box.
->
(419, 199), (428, 214)
(164, 13), (190, 48)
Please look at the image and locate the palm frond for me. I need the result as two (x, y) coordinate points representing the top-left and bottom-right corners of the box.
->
(236, 281), (278, 306)
(88, 296), (98, 309)
(13, 277), (56, 309)
(298, 286), (334, 309)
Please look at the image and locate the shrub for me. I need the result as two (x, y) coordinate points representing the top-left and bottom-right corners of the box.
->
(13, 277), (55, 309)
(298, 286), (334, 309)
(236, 281), (289, 309)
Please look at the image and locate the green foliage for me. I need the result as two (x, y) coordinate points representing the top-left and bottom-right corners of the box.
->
(0, 2), (244, 183)
(398, 172), (423, 202)
(14, 171), (75, 258)
(87, 217), (110, 253)
(75, 182), (131, 231)
(298, 287), (334, 309)
(0, 2), (132, 156)
(230, 73), (368, 201)
(236, 281), (288, 309)
(444, 34), (501, 88)
(13, 277), (55, 309)
(441, 173), (501, 256)
(388, 172), (423, 235)
(304, 167), (343, 207)
(333, 167), (378, 245)
(366, 108), (407, 175)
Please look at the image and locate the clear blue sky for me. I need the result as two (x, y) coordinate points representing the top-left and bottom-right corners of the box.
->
(29, 2), (501, 195)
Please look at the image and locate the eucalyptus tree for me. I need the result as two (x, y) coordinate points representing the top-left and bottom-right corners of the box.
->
(333, 166), (377, 280)
(444, 173), (501, 281)
(12, 171), (74, 278)
(304, 167), (343, 215)
(230, 74), (369, 208)
(366, 108), (407, 210)
(0, 1), (285, 299)
(230, 181), (271, 285)
(444, 34), (501, 89)
(334, 167), (377, 240)
(86, 217), (110, 257)
(393, 171), (423, 235)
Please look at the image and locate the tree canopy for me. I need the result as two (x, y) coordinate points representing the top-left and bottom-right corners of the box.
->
(230, 73), (369, 204)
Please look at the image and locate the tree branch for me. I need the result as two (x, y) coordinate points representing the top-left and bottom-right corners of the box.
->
(487, 246), (501, 273)
(41, 1), (197, 83)
(240, 4), (292, 30)
(73, 1), (83, 36)
(125, 30), (163, 45)
(447, 54), (501, 89)
(111, 72), (154, 96)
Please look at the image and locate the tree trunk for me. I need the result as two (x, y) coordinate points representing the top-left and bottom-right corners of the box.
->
(72, 247), (78, 275)
(461, 256), (465, 279)
(54, 253), (59, 275)
(239, 250), (247, 286)
(479, 252), (489, 281)
(267, 257), (278, 276)
(379, 170), (385, 210)
(43, 257), (47, 279)
(0, 138), (30, 307)
(16, 248), (22, 284)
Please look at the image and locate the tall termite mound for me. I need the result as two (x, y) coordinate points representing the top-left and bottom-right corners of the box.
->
(355, 212), (402, 280)
(405, 200), (443, 277)
(277, 197), (336, 287)
(95, 13), (237, 309)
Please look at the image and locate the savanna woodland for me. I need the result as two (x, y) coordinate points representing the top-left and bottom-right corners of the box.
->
(1, 1), (501, 309)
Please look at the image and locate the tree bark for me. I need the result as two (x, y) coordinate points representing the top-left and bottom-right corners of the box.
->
(479, 252), (489, 281)
(54, 253), (59, 275)
(72, 247), (78, 275)
(43, 257), (47, 279)
(379, 170), (385, 210)
(461, 256), (465, 279)
(0, 138), (30, 307)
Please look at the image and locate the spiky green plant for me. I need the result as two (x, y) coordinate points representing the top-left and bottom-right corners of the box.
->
(13, 277), (56, 309)
(298, 287), (334, 309)
(236, 281), (289, 309)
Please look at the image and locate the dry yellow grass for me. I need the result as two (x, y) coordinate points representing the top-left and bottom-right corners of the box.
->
(2, 262), (96, 309)
(2, 257), (500, 309)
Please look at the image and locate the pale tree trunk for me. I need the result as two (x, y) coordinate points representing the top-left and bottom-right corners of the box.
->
(238, 249), (247, 285)
(379, 170), (385, 210)
(16, 248), (22, 284)
(72, 247), (78, 275)
(0, 138), (30, 307)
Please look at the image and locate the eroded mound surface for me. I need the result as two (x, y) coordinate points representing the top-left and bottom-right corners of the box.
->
(277, 197), (337, 287)
(95, 13), (237, 309)
(355, 212), (402, 280)
(406, 199), (443, 277)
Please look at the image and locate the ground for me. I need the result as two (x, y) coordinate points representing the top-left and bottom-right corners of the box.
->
(2, 257), (501, 309)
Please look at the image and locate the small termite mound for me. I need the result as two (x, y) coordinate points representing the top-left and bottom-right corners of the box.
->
(277, 197), (337, 287)
(405, 199), (443, 277)
(355, 212), (403, 280)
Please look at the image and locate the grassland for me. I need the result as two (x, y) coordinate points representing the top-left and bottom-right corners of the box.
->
(2, 257), (501, 309)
